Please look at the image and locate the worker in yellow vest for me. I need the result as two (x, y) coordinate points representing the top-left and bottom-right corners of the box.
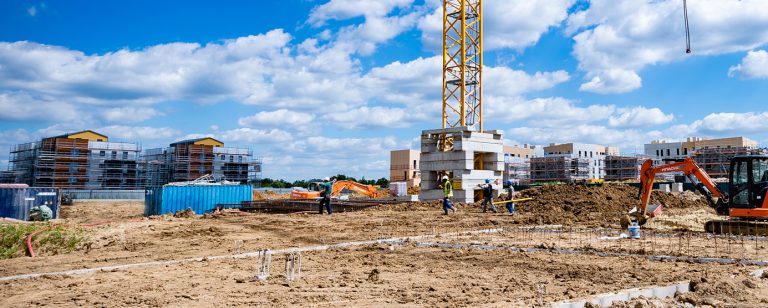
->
(438, 175), (457, 215)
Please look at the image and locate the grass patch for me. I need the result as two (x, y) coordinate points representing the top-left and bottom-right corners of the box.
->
(0, 223), (87, 259)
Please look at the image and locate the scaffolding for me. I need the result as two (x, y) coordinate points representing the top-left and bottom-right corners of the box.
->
(142, 145), (262, 186)
(530, 156), (590, 183)
(693, 147), (768, 178)
(604, 156), (644, 181)
(503, 158), (530, 185)
(6, 138), (142, 189)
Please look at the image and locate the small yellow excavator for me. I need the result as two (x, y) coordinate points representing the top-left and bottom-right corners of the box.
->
(622, 156), (768, 235)
(290, 180), (382, 200)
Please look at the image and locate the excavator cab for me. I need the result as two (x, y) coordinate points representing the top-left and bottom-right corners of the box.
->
(728, 156), (768, 211)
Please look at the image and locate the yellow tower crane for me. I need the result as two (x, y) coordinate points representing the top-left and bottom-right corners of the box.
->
(442, 0), (483, 132)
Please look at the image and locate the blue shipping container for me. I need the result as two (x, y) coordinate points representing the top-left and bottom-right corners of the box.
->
(0, 188), (61, 221)
(144, 185), (252, 216)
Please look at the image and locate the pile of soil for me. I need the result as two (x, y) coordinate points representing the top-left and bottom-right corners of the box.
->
(515, 184), (711, 227)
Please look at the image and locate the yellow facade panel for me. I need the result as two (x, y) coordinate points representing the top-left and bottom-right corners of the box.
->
(67, 131), (108, 142)
(193, 138), (224, 147)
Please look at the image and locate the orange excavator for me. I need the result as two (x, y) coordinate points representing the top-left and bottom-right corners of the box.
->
(623, 156), (768, 235)
(290, 180), (382, 200)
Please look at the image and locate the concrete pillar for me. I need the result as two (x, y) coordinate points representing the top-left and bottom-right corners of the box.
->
(419, 126), (504, 204)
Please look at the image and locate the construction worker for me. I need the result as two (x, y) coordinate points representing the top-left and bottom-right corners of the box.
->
(505, 180), (516, 216)
(319, 177), (335, 215)
(478, 179), (498, 213)
(438, 175), (456, 215)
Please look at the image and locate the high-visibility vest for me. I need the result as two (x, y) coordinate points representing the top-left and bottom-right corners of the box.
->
(443, 180), (453, 198)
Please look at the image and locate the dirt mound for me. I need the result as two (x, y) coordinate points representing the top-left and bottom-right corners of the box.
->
(173, 208), (196, 218)
(515, 184), (711, 227)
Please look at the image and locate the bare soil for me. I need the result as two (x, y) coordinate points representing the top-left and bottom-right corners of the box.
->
(516, 184), (712, 227)
(1, 245), (759, 307)
(0, 188), (756, 307)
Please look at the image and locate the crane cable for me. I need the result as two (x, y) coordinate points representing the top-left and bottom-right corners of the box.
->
(683, 0), (691, 53)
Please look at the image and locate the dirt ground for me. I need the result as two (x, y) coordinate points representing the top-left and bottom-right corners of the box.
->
(0, 187), (757, 307)
(1, 245), (763, 307)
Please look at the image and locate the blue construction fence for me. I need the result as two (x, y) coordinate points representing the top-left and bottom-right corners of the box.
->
(0, 187), (61, 221)
(144, 185), (253, 216)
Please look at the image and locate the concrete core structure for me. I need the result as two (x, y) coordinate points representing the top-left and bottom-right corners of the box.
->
(419, 126), (504, 204)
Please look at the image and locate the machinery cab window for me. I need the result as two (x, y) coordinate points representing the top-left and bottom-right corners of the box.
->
(731, 159), (750, 207)
(751, 158), (768, 205)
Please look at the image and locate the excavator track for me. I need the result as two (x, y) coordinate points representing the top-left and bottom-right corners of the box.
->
(705, 220), (768, 236)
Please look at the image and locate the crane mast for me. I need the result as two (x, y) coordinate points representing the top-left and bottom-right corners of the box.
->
(442, 0), (483, 131)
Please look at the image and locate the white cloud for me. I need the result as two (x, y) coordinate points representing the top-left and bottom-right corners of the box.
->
(729, 50), (768, 79)
(418, 0), (577, 51)
(323, 106), (417, 129)
(101, 107), (161, 123)
(27, 6), (37, 17)
(0, 92), (81, 122)
(308, 0), (414, 26)
(486, 97), (614, 126)
(682, 112), (768, 135)
(485, 67), (570, 97)
(97, 125), (179, 141)
(568, 0), (768, 93)
(238, 109), (316, 128)
(578, 69), (642, 94)
(217, 128), (292, 144)
(507, 125), (663, 152)
(608, 107), (674, 128)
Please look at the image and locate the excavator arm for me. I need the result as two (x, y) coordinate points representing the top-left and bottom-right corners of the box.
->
(630, 158), (728, 226)
(331, 180), (381, 198)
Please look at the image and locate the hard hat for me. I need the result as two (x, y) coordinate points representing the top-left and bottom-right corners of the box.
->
(441, 175), (449, 181)
(506, 180), (513, 185)
(323, 177), (330, 181)
(485, 179), (490, 183)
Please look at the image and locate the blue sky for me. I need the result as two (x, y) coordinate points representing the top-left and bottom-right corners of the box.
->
(1, 0), (767, 180)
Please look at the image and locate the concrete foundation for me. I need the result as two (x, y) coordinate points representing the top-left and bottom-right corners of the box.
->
(419, 126), (504, 204)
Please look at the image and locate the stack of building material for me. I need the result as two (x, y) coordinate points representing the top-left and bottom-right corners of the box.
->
(389, 182), (408, 197)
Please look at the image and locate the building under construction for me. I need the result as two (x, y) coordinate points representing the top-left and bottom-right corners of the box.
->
(4, 130), (142, 189)
(604, 155), (646, 181)
(693, 147), (767, 178)
(142, 137), (261, 186)
(530, 156), (590, 183)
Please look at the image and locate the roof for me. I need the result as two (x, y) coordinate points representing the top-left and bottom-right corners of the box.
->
(50, 130), (109, 141)
(170, 137), (224, 147)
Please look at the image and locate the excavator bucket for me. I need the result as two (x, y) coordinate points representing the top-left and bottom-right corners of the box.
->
(646, 204), (662, 218)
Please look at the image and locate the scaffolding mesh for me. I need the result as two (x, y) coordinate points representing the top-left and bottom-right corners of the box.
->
(530, 156), (590, 183)
(604, 156), (644, 181)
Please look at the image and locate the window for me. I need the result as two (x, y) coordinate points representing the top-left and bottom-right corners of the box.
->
(68, 177), (77, 184)
(100, 151), (105, 157)
(666, 149), (670, 156)
(732, 160), (750, 206)
(122, 152), (128, 160)
(656, 150), (660, 157)
(753, 159), (768, 183)
(238, 156), (243, 163)
(220, 154), (225, 161)
(578, 151), (581, 157)
(676, 148), (680, 156)
(413, 160), (417, 169)
(683, 148), (688, 155)
(111, 151), (117, 159)
(229, 156), (234, 162)
(71, 149), (80, 157)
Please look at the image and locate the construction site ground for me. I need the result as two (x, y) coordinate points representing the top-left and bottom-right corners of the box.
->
(2, 184), (768, 306)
